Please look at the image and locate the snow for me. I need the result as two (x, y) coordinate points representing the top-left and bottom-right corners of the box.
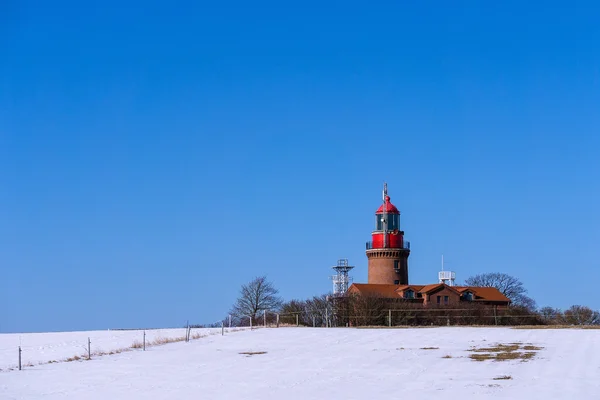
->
(1, 327), (599, 399)
(0, 327), (224, 369)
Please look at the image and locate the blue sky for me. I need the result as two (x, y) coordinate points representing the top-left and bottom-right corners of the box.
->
(1, 1), (599, 333)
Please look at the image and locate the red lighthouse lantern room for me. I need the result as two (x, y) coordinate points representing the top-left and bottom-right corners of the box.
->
(368, 184), (408, 250)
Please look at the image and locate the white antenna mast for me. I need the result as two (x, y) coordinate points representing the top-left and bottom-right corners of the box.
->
(438, 254), (456, 286)
(382, 182), (388, 248)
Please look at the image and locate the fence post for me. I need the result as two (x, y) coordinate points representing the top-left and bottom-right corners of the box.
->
(388, 310), (392, 327)
(250, 316), (253, 330)
(313, 315), (316, 327)
(229, 314), (232, 328)
(143, 331), (146, 351)
(88, 338), (91, 360)
(325, 308), (329, 327)
(296, 314), (299, 327)
(276, 314), (280, 328)
(221, 322), (224, 336)
(18, 346), (22, 371)
(264, 310), (267, 328)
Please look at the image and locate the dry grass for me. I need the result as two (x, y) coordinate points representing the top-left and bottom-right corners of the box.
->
(523, 345), (543, 351)
(130, 340), (143, 349)
(442, 355), (453, 359)
(95, 347), (130, 356)
(468, 342), (543, 362)
(513, 325), (600, 330)
(493, 375), (513, 380)
(239, 351), (267, 356)
(521, 352), (536, 360)
(495, 352), (527, 361)
(107, 348), (128, 355)
(420, 347), (439, 350)
(357, 325), (438, 329)
(470, 344), (520, 353)
(469, 353), (494, 361)
(150, 336), (187, 346)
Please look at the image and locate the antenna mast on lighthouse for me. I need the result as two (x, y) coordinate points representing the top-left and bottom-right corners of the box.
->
(382, 182), (388, 248)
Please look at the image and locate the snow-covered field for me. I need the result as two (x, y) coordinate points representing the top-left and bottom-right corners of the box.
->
(0, 327), (226, 370)
(1, 327), (599, 399)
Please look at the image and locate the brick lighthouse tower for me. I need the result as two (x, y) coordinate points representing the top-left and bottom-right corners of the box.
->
(366, 183), (411, 285)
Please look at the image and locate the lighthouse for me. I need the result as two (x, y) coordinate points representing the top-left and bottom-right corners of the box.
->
(366, 183), (411, 285)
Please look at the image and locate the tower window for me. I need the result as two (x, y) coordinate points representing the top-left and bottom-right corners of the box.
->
(376, 214), (399, 231)
(394, 260), (399, 270)
(394, 280), (400, 285)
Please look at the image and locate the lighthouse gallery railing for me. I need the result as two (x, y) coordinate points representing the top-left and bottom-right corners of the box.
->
(365, 241), (410, 250)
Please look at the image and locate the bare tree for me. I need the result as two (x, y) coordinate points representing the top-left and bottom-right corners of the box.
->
(305, 294), (334, 327)
(280, 299), (308, 325)
(564, 305), (600, 325)
(464, 272), (537, 310)
(348, 292), (387, 326)
(539, 307), (564, 325)
(230, 276), (283, 325)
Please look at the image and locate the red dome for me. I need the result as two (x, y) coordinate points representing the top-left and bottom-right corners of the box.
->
(376, 195), (399, 214)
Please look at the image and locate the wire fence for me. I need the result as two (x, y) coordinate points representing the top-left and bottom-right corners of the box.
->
(1, 325), (239, 372)
(227, 307), (572, 329)
(6, 309), (596, 372)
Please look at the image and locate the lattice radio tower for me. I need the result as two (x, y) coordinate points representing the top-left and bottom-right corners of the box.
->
(331, 258), (355, 296)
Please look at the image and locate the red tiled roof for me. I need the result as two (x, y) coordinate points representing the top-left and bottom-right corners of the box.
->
(395, 285), (425, 293)
(419, 284), (461, 295)
(419, 284), (443, 293)
(349, 284), (401, 298)
(349, 283), (510, 303)
(454, 286), (511, 302)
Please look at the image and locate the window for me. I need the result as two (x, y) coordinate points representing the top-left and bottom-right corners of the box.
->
(404, 289), (414, 299)
(376, 215), (384, 230)
(436, 296), (441, 304)
(394, 260), (399, 270)
(444, 296), (449, 305)
(463, 292), (473, 301)
(394, 280), (400, 285)
(376, 214), (399, 231)
(389, 214), (399, 231)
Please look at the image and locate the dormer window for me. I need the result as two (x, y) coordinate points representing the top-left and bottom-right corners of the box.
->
(463, 292), (474, 301)
(404, 289), (414, 299)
